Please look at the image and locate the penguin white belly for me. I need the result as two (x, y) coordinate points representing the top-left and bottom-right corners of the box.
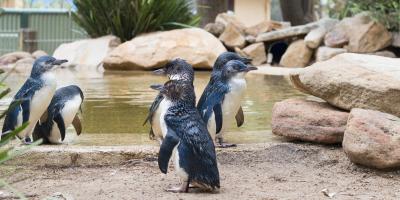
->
(220, 75), (247, 133)
(48, 95), (82, 143)
(157, 99), (172, 140)
(21, 72), (56, 139)
(173, 144), (189, 181)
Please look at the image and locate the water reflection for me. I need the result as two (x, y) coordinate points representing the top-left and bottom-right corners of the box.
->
(1, 68), (306, 145)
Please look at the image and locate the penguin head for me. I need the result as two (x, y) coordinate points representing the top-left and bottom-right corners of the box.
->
(31, 56), (67, 77)
(221, 60), (257, 80)
(151, 80), (195, 105)
(214, 52), (252, 71)
(153, 58), (194, 82)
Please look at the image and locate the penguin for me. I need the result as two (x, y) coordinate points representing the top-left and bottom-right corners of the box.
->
(143, 59), (194, 143)
(198, 60), (257, 148)
(197, 52), (252, 147)
(151, 80), (219, 193)
(2, 56), (67, 143)
(32, 85), (84, 144)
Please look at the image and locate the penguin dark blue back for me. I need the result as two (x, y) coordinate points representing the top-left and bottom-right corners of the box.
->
(144, 59), (194, 142)
(2, 56), (67, 143)
(153, 80), (219, 193)
(33, 85), (84, 144)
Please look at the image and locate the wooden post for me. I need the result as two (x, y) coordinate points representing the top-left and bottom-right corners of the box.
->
(19, 29), (37, 53)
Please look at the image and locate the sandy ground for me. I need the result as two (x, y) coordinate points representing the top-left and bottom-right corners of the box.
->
(1, 143), (400, 200)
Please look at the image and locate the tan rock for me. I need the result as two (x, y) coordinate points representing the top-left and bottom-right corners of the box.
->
(279, 40), (313, 67)
(242, 42), (267, 65)
(392, 32), (400, 47)
(215, 13), (246, 32)
(32, 50), (48, 59)
(315, 46), (347, 62)
(245, 35), (256, 43)
(53, 35), (120, 67)
(305, 19), (338, 49)
(204, 22), (225, 37)
(234, 47), (246, 58)
(343, 108), (400, 169)
(103, 28), (226, 70)
(324, 30), (348, 48)
(370, 50), (396, 58)
(0, 51), (32, 65)
(290, 53), (400, 116)
(245, 20), (284, 37)
(272, 99), (348, 144)
(219, 23), (246, 49)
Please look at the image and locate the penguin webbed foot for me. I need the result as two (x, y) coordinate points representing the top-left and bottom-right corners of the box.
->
(166, 181), (189, 193)
(22, 137), (33, 145)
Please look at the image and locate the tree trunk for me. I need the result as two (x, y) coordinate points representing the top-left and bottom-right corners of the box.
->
(280, 0), (315, 26)
(196, 0), (230, 27)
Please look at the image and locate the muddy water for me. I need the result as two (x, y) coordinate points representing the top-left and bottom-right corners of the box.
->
(1, 67), (305, 145)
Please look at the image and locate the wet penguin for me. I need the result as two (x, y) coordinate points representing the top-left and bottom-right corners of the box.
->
(197, 52), (252, 147)
(33, 85), (84, 144)
(2, 56), (67, 143)
(152, 80), (219, 193)
(144, 59), (194, 143)
(198, 60), (257, 148)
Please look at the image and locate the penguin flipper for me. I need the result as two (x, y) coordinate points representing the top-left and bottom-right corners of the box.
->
(21, 100), (30, 123)
(143, 94), (164, 125)
(72, 115), (82, 135)
(235, 106), (244, 127)
(158, 128), (179, 174)
(213, 104), (223, 134)
(54, 114), (66, 141)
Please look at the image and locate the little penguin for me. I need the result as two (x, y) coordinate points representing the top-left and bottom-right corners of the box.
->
(198, 60), (257, 148)
(32, 85), (84, 144)
(151, 80), (219, 193)
(143, 58), (194, 143)
(2, 56), (67, 143)
(197, 52), (253, 147)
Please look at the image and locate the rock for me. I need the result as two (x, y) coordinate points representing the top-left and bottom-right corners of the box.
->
(324, 13), (392, 53)
(215, 12), (246, 32)
(245, 20), (284, 37)
(103, 28), (226, 70)
(242, 42), (267, 65)
(272, 99), (348, 144)
(245, 35), (256, 43)
(392, 32), (400, 47)
(343, 108), (400, 169)
(315, 46), (347, 62)
(290, 53), (400, 117)
(204, 22), (225, 37)
(279, 39), (313, 67)
(15, 57), (35, 65)
(234, 47), (247, 58)
(53, 35), (120, 68)
(305, 19), (338, 48)
(370, 50), (396, 58)
(256, 18), (337, 43)
(219, 23), (246, 49)
(32, 50), (48, 59)
(0, 51), (32, 65)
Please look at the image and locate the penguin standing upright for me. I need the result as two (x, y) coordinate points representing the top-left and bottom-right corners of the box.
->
(198, 60), (257, 148)
(2, 56), (67, 143)
(144, 59), (194, 143)
(152, 80), (219, 193)
(33, 85), (84, 144)
(197, 52), (252, 147)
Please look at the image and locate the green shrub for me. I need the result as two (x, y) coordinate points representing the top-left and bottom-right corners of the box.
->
(329, 0), (400, 31)
(72, 0), (200, 42)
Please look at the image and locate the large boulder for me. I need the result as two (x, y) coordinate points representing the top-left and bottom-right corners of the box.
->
(242, 42), (267, 65)
(315, 46), (347, 62)
(290, 53), (400, 116)
(343, 109), (400, 169)
(215, 13), (246, 32)
(324, 13), (392, 53)
(272, 99), (348, 144)
(204, 22), (225, 37)
(103, 28), (226, 70)
(279, 39), (313, 67)
(53, 35), (120, 67)
(219, 23), (246, 49)
(0, 51), (33, 65)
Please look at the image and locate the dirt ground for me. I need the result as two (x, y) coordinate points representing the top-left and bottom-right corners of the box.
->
(1, 143), (400, 200)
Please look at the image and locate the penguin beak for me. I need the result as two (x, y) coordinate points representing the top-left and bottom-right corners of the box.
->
(52, 59), (68, 66)
(150, 84), (164, 91)
(153, 68), (166, 75)
(243, 66), (258, 72)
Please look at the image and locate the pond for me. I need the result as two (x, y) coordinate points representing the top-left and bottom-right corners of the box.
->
(1, 67), (306, 146)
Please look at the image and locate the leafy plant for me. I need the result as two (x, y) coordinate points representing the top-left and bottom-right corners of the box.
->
(328, 0), (400, 31)
(0, 69), (41, 199)
(72, 0), (200, 42)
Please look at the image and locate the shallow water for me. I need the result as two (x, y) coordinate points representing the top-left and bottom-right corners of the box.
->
(1, 67), (305, 145)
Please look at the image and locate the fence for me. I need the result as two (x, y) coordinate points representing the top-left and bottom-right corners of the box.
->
(0, 8), (87, 55)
